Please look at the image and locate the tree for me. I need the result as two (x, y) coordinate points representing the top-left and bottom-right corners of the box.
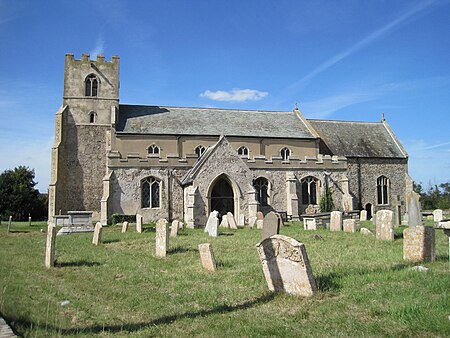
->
(0, 166), (46, 220)
(413, 180), (450, 210)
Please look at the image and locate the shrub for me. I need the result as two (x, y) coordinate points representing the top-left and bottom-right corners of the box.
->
(112, 214), (136, 224)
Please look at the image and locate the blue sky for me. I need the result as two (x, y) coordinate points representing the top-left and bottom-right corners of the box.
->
(0, 0), (449, 192)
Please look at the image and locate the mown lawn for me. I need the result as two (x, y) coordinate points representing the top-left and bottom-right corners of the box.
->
(0, 220), (448, 337)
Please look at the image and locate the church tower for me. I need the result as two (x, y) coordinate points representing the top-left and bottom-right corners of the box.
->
(48, 53), (120, 222)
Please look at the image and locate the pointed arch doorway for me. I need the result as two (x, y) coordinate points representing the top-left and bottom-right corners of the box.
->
(210, 177), (234, 219)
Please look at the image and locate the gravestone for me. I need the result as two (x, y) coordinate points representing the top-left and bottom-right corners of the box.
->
(305, 204), (315, 215)
(136, 214), (143, 233)
(170, 220), (180, 237)
(303, 218), (317, 230)
(121, 221), (128, 233)
(205, 211), (219, 237)
(29, 216), (32, 227)
(198, 243), (217, 272)
(256, 211), (264, 220)
(92, 222), (102, 245)
(219, 215), (229, 228)
(433, 209), (443, 223)
(256, 219), (264, 229)
(262, 212), (280, 241)
(406, 191), (421, 227)
(155, 219), (169, 258)
(375, 210), (394, 241)
(178, 221), (184, 229)
(330, 211), (342, 231)
(343, 219), (356, 233)
(256, 235), (317, 296)
(360, 210), (367, 221)
(248, 216), (257, 229)
(45, 224), (57, 268)
(403, 226), (435, 262)
(7, 216), (12, 233)
(227, 212), (237, 229)
(238, 214), (245, 227)
(360, 227), (373, 236)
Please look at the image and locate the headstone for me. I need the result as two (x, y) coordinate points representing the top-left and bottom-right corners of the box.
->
(227, 212), (237, 229)
(305, 204), (316, 215)
(262, 212), (280, 240)
(121, 221), (128, 233)
(7, 216), (12, 233)
(343, 219), (356, 233)
(360, 227), (373, 236)
(178, 221), (184, 229)
(248, 216), (257, 229)
(433, 209), (443, 223)
(205, 211), (219, 237)
(375, 210), (394, 241)
(92, 222), (102, 245)
(426, 215), (433, 220)
(29, 216), (32, 227)
(256, 211), (264, 220)
(406, 191), (422, 227)
(136, 214), (143, 233)
(198, 243), (217, 272)
(256, 235), (317, 296)
(155, 219), (169, 258)
(256, 219), (264, 229)
(330, 211), (342, 231)
(360, 210), (367, 221)
(45, 224), (57, 268)
(303, 218), (316, 230)
(403, 226), (435, 262)
(219, 215), (229, 228)
(238, 214), (245, 227)
(170, 220), (180, 237)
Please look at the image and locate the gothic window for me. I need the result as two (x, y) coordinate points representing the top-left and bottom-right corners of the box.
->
(141, 177), (161, 208)
(85, 74), (99, 97)
(237, 146), (249, 158)
(280, 147), (290, 161)
(301, 176), (318, 205)
(195, 145), (206, 157)
(377, 176), (389, 205)
(148, 144), (160, 156)
(89, 111), (96, 123)
(254, 177), (269, 207)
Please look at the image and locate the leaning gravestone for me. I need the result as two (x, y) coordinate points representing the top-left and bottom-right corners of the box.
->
(360, 210), (367, 221)
(227, 212), (238, 229)
(155, 219), (169, 258)
(136, 214), (143, 233)
(407, 191), (422, 227)
(256, 235), (317, 296)
(262, 212), (280, 241)
(198, 243), (217, 272)
(92, 222), (102, 245)
(45, 224), (57, 268)
(376, 210), (394, 241)
(343, 219), (356, 233)
(248, 216), (257, 229)
(205, 211), (219, 237)
(121, 221), (129, 233)
(219, 216), (229, 228)
(433, 209), (443, 223)
(330, 211), (342, 231)
(170, 220), (180, 237)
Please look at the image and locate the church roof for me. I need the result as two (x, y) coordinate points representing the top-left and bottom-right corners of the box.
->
(307, 119), (408, 158)
(116, 105), (316, 139)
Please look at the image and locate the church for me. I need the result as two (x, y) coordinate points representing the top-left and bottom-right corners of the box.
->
(48, 54), (411, 226)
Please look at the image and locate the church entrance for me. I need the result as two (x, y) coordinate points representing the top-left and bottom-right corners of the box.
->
(210, 177), (234, 219)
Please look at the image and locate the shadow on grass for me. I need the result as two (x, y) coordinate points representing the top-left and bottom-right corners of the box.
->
(103, 239), (120, 244)
(315, 272), (341, 292)
(434, 254), (449, 262)
(168, 247), (198, 255)
(56, 261), (101, 268)
(216, 260), (233, 268)
(6, 293), (276, 335)
(219, 233), (234, 237)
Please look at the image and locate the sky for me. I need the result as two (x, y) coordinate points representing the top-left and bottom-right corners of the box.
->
(0, 0), (449, 192)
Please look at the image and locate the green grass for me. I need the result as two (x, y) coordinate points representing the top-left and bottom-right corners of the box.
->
(0, 221), (448, 337)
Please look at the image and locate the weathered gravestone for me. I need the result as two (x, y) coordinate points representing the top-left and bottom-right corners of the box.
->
(170, 220), (180, 237)
(7, 216), (12, 233)
(155, 219), (169, 258)
(256, 211), (264, 220)
(238, 214), (245, 227)
(219, 215), (229, 228)
(407, 191), (422, 227)
(198, 243), (217, 272)
(92, 222), (102, 246)
(227, 212), (238, 229)
(376, 210), (394, 241)
(343, 219), (357, 233)
(330, 211), (342, 231)
(121, 221), (129, 233)
(248, 216), (257, 229)
(305, 204), (315, 215)
(360, 210), (367, 221)
(29, 216), (32, 227)
(433, 209), (443, 223)
(45, 224), (57, 268)
(205, 211), (219, 237)
(256, 235), (317, 296)
(262, 212), (280, 241)
(360, 227), (373, 236)
(136, 214), (143, 233)
(256, 219), (264, 229)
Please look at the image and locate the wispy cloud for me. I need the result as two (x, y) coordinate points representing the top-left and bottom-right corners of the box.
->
(200, 89), (268, 102)
(90, 35), (105, 57)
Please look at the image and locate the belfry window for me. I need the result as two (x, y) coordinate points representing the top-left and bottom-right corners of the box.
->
(195, 145), (206, 157)
(141, 177), (160, 208)
(377, 176), (389, 205)
(253, 177), (269, 207)
(85, 74), (99, 97)
(238, 146), (249, 158)
(280, 147), (290, 161)
(301, 176), (318, 205)
(148, 144), (160, 156)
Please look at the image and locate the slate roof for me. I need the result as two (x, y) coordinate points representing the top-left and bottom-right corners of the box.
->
(307, 119), (407, 158)
(116, 105), (316, 139)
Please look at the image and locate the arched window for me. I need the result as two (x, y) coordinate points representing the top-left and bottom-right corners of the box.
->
(377, 176), (389, 205)
(237, 146), (249, 158)
(280, 147), (290, 161)
(89, 111), (96, 123)
(253, 177), (269, 207)
(301, 176), (318, 205)
(85, 74), (98, 97)
(195, 145), (206, 157)
(148, 144), (160, 156)
(141, 177), (160, 208)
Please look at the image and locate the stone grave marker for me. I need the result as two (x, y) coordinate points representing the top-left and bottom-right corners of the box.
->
(227, 212), (237, 229)
(136, 214), (143, 233)
(7, 216), (12, 233)
(330, 211), (342, 231)
(205, 211), (219, 237)
(256, 211), (264, 220)
(198, 243), (217, 272)
(121, 221), (128, 233)
(406, 191), (422, 227)
(248, 216), (257, 229)
(343, 219), (356, 233)
(238, 214), (245, 227)
(303, 218), (317, 230)
(92, 222), (102, 245)
(403, 226), (435, 262)
(305, 204), (315, 215)
(262, 211), (280, 241)
(219, 215), (229, 228)
(256, 234), (317, 296)
(28, 216), (32, 227)
(376, 210), (394, 241)
(433, 209), (443, 223)
(256, 219), (264, 229)
(360, 210), (367, 221)
(155, 219), (169, 258)
(170, 220), (180, 237)
(45, 224), (57, 268)
(360, 227), (373, 236)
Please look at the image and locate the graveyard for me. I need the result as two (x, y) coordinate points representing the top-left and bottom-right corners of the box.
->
(0, 219), (449, 337)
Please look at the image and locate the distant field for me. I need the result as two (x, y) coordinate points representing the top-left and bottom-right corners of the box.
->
(0, 221), (448, 337)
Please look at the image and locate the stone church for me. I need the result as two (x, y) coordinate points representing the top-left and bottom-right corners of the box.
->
(48, 54), (411, 226)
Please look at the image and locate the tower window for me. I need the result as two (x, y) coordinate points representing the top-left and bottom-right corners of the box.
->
(377, 176), (389, 205)
(148, 144), (160, 156)
(141, 177), (161, 208)
(301, 176), (318, 205)
(195, 145), (206, 157)
(238, 146), (249, 158)
(280, 147), (290, 161)
(85, 74), (99, 97)
(89, 111), (96, 123)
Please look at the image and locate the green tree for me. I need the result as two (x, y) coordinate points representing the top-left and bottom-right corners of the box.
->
(0, 166), (45, 220)
(320, 185), (334, 212)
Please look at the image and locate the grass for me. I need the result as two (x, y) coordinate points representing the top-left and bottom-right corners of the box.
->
(0, 220), (448, 337)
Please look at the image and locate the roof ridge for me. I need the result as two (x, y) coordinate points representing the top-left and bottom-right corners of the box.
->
(308, 118), (382, 124)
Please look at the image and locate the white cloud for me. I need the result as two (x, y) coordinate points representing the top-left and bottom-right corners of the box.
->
(90, 35), (105, 57)
(200, 88), (268, 102)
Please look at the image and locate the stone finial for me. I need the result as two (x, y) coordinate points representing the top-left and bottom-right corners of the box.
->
(381, 112), (385, 121)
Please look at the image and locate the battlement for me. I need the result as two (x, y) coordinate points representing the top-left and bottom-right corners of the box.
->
(65, 53), (120, 64)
